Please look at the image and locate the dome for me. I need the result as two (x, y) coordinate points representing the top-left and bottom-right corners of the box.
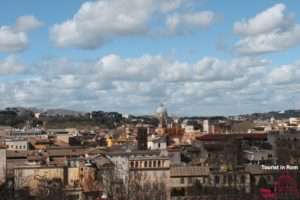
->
(156, 104), (167, 114)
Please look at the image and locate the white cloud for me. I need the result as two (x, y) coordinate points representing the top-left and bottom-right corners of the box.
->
(235, 25), (300, 55)
(193, 56), (269, 82)
(0, 56), (25, 75)
(234, 3), (290, 36)
(160, 0), (187, 13)
(50, 0), (216, 49)
(50, 0), (155, 49)
(1, 53), (300, 115)
(0, 26), (27, 53)
(95, 54), (161, 81)
(0, 53), (278, 115)
(15, 15), (43, 32)
(234, 3), (300, 55)
(0, 16), (43, 53)
(166, 11), (215, 34)
(267, 62), (300, 85)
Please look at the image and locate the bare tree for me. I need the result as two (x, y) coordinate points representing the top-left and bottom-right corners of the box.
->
(101, 167), (167, 200)
(35, 178), (64, 200)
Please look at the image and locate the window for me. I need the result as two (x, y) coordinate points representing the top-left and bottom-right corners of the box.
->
(130, 161), (134, 168)
(158, 160), (161, 167)
(241, 175), (245, 184)
(223, 175), (227, 184)
(144, 161), (148, 168)
(215, 176), (220, 184)
(135, 161), (138, 168)
(228, 175), (232, 185)
(188, 177), (192, 184)
(234, 175), (237, 184)
(180, 178), (185, 184)
(268, 154), (272, 158)
(149, 161), (152, 168)
(153, 160), (156, 167)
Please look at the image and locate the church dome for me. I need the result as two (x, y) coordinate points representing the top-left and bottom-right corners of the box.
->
(156, 104), (167, 116)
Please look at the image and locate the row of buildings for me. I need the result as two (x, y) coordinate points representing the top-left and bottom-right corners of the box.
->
(0, 105), (300, 200)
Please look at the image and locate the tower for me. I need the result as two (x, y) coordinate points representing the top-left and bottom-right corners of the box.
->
(156, 104), (168, 129)
(137, 127), (148, 150)
(0, 147), (6, 184)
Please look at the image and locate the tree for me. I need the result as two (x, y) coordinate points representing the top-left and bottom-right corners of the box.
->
(101, 166), (168, 200)
(188, 179), (202, 196)
(257, 176), (269, 190)
(0, 182), (34, 200)
(35, 178), (64, 200)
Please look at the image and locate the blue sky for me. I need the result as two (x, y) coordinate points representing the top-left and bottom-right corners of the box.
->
(0, 0), (300, 116)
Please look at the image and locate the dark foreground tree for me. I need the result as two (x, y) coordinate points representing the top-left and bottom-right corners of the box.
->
(0, 183), (33, 200)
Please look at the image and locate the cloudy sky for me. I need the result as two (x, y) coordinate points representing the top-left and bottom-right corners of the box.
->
(0, 0), (300, 116)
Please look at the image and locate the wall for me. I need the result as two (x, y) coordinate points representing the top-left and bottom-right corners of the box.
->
(0, 149), (6, 184)
(5, 140), (28, 151)
(14, 167), (64, 190)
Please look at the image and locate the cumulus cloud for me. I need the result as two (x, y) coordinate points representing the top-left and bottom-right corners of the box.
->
(235, 25), (300, 55)
(0, 15), (43, 53)
(15, 15), (43, 32)
(2, 53), (299, 115)
(0, 27), (27, 53)
(0, 56), (25, 75)
(160, 0), (187, 13)
(233, 3), (300, 55)
(193, 57), (269, 82)
(234, 4), (290, 36)
(166, 11), (216, 34)
(50, 0), (216, 49)
(267, 62), (300, 85)
(50, 0), (154, 49)
(1, 53), (280, 115)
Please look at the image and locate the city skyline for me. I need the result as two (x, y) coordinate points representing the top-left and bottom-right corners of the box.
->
(1, 0), (300, 116)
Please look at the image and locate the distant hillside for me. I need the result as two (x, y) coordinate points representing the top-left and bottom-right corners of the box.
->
(239, 109), (300, 120)
(42, 108), (86, 117)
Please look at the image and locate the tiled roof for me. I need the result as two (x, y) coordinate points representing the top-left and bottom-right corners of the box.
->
(197, 133), (267, 141)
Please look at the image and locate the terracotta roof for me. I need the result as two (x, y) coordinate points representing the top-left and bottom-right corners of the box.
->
(197, 133), (267, 141)
(6, 150), (28, 158)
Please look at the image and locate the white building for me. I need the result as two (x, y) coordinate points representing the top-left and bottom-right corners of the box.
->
(243, 147), (276, 165)
(5, 138), (29, 151)
(10, 128), (47, 139)
(147, 135), (167, 150)
(203, 120), (209, 133)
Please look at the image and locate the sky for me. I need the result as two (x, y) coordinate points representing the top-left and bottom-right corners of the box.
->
(1, 0), (300, 116)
